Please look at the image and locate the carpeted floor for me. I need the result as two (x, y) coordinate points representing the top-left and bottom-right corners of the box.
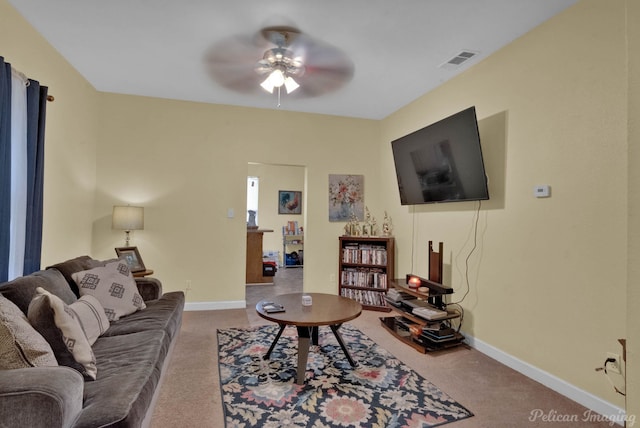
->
(150, 268), (615, 427)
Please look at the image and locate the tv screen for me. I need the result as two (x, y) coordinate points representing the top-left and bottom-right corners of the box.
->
(391, 106), (489, 205)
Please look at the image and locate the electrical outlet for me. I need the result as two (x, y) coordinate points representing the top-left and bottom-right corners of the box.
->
(606, 352), (621, 374)
(185, 280), (192, 293)
(329, 273), (336, 283)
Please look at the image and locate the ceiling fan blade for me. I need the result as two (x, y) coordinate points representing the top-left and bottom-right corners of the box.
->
(294, 69), (353, 97)
(288, 36), (354, 97)
(204, 24), (354, 97)
(203, 33), (269, 93)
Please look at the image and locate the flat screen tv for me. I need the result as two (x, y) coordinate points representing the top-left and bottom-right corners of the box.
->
(391, 106), (489, 205)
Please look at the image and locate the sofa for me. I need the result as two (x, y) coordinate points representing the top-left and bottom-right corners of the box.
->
(0, 255), (185, 428)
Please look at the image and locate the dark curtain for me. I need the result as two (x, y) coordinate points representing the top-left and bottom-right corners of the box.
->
(23, 80), (47, 275)
(0, 57), (12, 282)
(0, 56), (48, 280)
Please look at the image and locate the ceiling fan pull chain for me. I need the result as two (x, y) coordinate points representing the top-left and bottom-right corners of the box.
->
(277, 86), (281, 108)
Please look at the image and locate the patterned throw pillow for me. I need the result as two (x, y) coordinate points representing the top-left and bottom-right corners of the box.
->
(0, 294), (58, 369)
(28, 288), (97, 380)
(73, 261), (146, 321)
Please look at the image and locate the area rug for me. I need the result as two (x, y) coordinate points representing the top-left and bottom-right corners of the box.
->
(217, 323), (473, 427)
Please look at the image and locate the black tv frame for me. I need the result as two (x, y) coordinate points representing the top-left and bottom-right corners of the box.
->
(391, 106), (489, 205)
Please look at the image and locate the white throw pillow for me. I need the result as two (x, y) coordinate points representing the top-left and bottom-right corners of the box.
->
(73, 261), (146, 321)
(31, 287), (97, 380)
(0, 294), (58, 369)
(70, 294), (110, 345)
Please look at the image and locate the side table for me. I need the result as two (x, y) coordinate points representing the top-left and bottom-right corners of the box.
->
(133, 269), (154, 278)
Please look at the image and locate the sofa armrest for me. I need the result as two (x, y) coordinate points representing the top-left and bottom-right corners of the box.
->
(135, 277), (163, 301)
(0, 367), (84, 428)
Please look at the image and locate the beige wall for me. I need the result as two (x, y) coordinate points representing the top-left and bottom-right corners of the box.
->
(626, 0), (639, 420)
(3, 0), (636, 416)
(379, 0), (628, 410)
(90, 94), (380, 303)
(0, 0), (99, 264)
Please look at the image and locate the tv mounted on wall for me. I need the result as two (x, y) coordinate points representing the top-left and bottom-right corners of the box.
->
(391, 106), (489, 205)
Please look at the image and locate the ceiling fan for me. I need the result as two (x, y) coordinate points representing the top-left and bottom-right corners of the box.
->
(204, 25), (354, 101)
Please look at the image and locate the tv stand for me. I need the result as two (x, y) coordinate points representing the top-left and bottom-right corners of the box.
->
(380, 241), (465, 352)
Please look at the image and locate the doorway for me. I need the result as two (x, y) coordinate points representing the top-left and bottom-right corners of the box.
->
(245, 162), (306, 302)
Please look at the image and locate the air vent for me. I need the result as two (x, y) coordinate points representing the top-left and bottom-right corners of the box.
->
(439, 50), (479, 69)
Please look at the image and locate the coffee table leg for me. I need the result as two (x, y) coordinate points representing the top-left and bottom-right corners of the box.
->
(330, 324), (358, 367)
(296, 326), (311, 384)
(264, 324), (286, 360)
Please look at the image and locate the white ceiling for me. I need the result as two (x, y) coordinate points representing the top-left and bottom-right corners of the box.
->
(9, 0), (577, 120)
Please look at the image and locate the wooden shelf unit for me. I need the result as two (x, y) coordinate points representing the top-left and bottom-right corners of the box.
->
(283, 234), (304, 268)
(338, 236), (394, 312)
(381, 278), (464, 353)
(246, 229), (274, 285)
(380, 242), (465, 352)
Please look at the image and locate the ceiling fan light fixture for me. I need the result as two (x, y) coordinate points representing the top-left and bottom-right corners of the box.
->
(257, 45), (305, 96)
(260, 69), (284, 93)
(269, 68), (286, 87)
(260, 76), (275, 93)
(260, 66), (301, 94)
(284, 76), (299, 93)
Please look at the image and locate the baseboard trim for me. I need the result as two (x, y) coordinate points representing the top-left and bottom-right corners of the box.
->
(184, 300), (246, 311)
(465, 335), (626, 425)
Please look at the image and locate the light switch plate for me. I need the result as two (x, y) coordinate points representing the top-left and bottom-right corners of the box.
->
(534, 185), (550, 198)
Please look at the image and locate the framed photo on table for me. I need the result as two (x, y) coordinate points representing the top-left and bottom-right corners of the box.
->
(115, 246), (146, 273)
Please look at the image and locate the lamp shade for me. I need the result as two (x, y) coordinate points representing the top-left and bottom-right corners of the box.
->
(112, 206), (144, 231)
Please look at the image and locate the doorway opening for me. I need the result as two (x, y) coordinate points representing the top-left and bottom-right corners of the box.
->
(245, 162), (306, 304)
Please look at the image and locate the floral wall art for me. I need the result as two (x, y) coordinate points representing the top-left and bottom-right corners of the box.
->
(328, 174), (364, 222)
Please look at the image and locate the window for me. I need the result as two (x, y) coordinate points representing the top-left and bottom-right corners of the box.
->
(247, 176), (259, 225)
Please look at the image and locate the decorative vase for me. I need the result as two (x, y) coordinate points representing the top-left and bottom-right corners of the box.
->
(247, 210), (258, 229)
(340, 202), (351, 219)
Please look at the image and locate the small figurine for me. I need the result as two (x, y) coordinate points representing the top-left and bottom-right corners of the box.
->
(382, 211), (392, 236)
(350, 211), (360, 236)
(364, 206), (371, 223)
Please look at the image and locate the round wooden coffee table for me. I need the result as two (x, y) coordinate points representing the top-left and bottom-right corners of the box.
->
(256, 292), (362, 384)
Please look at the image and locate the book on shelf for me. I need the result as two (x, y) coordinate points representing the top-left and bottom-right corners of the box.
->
(340, 288), (388, 308)
(341, 268), (387, 288)
(341, 244), (387, 265)
(283, 221), (302, 235)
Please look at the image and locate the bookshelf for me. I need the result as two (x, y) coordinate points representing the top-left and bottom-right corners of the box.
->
(283, 221), (303, 268)
(338, 236), (394, 312)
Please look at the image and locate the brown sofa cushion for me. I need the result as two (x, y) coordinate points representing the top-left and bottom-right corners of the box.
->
(47, 255), (107, 297)
(0, 269), (77, 315)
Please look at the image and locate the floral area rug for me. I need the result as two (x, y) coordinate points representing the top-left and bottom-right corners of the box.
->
(217, 323), (473, 427)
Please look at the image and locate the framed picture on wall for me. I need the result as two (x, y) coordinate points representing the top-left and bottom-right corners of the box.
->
(329, 174), (364, 222)
(278, 190), (302, 214)
(115, 246), (146, 272)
